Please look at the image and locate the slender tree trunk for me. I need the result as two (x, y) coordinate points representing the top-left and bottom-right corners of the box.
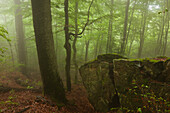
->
(94, 36), (100, 58)
(14, 0), (27, 75)
(4, 15), (15, 67)
(127, 27), (136, 57)
(85, 40), (90, 62)
(106, 21), (111, 54)
(72, 0), (79, 84)
(98, 34), (104, 55)
(31, 0), (67, 104)
(64, 0), (71, 91)
(137, 1), (148, 58)
(163, 0), (169, 56)
(125, 0), (136, 52)
(156, 0), (166, 56)
(120, 0), (130, 55)
(155, 25), (161, 56)
(106, 0), (114, 53)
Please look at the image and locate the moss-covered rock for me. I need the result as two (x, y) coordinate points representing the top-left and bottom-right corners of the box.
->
(79, 54), (170, 112)
(79, 53), (125, 112)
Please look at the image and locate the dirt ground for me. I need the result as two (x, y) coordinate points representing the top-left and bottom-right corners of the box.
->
(0, 71), (97, 113)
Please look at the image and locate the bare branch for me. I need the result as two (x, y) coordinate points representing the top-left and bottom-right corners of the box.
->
(69, 0), (95, 37)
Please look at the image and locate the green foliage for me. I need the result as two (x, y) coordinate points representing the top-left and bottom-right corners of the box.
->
(0, 25), (10, 42)
(27, 86), (34, 89)
(0, 25), (10, 60)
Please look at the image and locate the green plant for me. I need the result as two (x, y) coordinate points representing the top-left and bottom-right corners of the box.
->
(27, 86), (34, 89)
(8, 96), (16, 100)
(120, 79), (170, 112)
(9, 89), (15, 94)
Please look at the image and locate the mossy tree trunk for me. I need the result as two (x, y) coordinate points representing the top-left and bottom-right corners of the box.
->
(31, 0), (67, 104)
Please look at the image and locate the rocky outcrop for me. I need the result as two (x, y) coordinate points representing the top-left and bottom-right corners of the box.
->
(79, 54), (125, 112)
(79, 54), (170, 112)
(114, 59), (170, 111)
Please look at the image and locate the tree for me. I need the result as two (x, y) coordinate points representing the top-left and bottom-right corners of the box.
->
(137, 0), (148, 58)
(64, 0), (72, 91)
(106, 0), (114, 54)
(14, 0), (27, 75)
(31, 0), (67, 104)
(72, 0), (79, 84)
(120, 0), (130, 55)
(162, 0), (169, 55)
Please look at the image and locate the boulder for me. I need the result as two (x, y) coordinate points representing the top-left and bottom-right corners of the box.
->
(79, 54), (170, 112)
(79, 54), (125, 112)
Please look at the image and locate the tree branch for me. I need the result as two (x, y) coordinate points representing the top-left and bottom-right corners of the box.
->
(69, 0), (95, 37)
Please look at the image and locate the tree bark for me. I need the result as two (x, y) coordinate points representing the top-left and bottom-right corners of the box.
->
(125, 0), (136, 52)
(94, 35), (100, 58)
(106, 0), (114, 54)
(31, 0), (67, 104)
(64, 0), (71, 91)
(98, 34), (104, 55)
(155, 0), (166, 56)
(85, 40), (90, 62)
(14, 0), (27, 75)
(72, 0), (79, 84)
(137, 1), (148, 58)
(163, 0), (169, 56)
(120, 0), (130, 55)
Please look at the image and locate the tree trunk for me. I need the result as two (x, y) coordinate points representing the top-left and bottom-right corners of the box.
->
(106, 0), (114, 54)
(98, 34), (104, 55)
(137, 1), (148, 58)
(72, 0), (79, 84)
(163, 0), (169, 56)
(85, 40), (90, 62)
(64, 0), (71, 91)
(127, 27), (136, 57)
(14, 0), (27, 75)
(94, 36), (100, 58)
(31, 0), (67, 104)
(4, 15), (15, 67)
(120, 0), (130, 55)
(125, 0), (136, 52)
(155, 0), (166, 56)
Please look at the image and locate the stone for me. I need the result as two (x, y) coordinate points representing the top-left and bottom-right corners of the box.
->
(79, 54), (170, 112)
(79, 54), (125, 112)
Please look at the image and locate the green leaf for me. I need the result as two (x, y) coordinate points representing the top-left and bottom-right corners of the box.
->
(137, 108), (142, 113)
(165, 9), (168, 12)
(158, 11), (162, 14)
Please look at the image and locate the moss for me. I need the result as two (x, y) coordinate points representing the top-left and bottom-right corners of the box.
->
(147, 59), (160, 63)
(156, 56), (168, 59)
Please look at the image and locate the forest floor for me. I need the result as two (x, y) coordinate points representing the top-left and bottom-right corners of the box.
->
(0, 71), (103, 113)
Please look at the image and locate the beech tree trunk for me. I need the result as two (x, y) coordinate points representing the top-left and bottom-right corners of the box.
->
(120, 0), (130, 55)
(14, 0), (27, 75)
(125, 0), (136, 52)
(163, 0), (169, 56)
(155, 0), (166, 56)
(137, 1), (148, 58)
(31, 0), (67, 104)
(72, 0), (79, 84)
(64, 0), (71, 91)
(85, 40), (90, 62)
(106, 0), (114, 54)
(94, 36), (99, 58)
